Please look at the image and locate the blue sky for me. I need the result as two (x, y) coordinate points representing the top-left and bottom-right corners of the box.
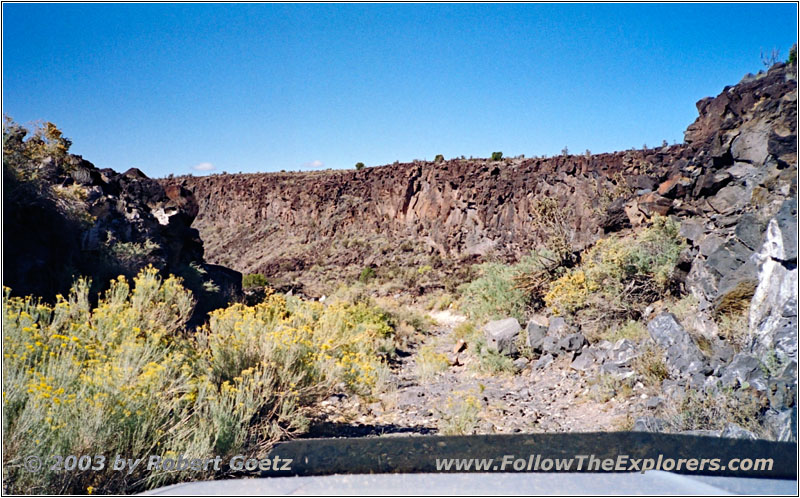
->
(3, 3), (797, 177)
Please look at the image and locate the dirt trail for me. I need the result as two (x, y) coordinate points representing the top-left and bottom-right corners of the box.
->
(305, 311), (644, 439)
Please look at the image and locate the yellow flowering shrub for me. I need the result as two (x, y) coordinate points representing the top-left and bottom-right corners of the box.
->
(545, 215), (685, 316)
(3, 266), (396, 494)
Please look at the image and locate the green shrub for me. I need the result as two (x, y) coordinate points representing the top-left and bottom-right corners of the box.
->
(453, 321), (479, 343)
(789, 44), (797, 65)
(355, 162), (365, 170)
(434, 154), (445, 163)
(586, 374), (634, 403)
(458, 262), (529, 323)
(242, 273), (269, 289)
(591, 319), (648, 344)
(490, 151), (503, 161)
(633, 345), (669, 388)
(358, 266), (376, 283)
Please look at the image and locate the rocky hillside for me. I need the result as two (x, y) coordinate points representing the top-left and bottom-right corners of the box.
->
(169, 63), (796, 300)
(3, 122), (241, 320)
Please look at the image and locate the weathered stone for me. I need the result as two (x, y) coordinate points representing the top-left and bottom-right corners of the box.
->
(601, 197), (632, 232)
(764, 407), (798, 442)
(606, 339), (638, 366)
(718, 353), (768, 392)
(713, 259), (758, 315)
(686, 257), (721, 309)
(679, 218), (706, 243)
(734, 213), (767, 251)
(772, 198), (798, 262)
(731, 118), (771, 165)
(624, 199), (647, 226)
(647, 312), (689, 349)
(698, 234), (725, 257)
(541, 336), (560, 356)
(637, 192), (672, 216)
(693, 170), (732, 197)
(657, 175), (693, 198)
(709, 185), (749, 214)
(534, 353), (554, 370)
(767, 370), (797, 413)
(706, 238), (753, 277)
(512, 358), (529, 372)
(557, 333), (587, 353)
(626, 175), (658, 191)
(710, 341), (735, 371)
(727, 162), (758, 179)
(645, 396), (664, 409)
(484, 318), (521, 356)
(570, 349), (599, 372)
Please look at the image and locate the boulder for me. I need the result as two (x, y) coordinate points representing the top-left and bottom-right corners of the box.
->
(693, 170), (732, 197)
(657, 175), (693, 198)
(601, 197), (632, 232)
(512, 358), (529, 372)
(767, 362), (797, 413)
(541, 336), (560, 357)
(484, 318), (521, 356)
(734, 213), (767, 251)
(718, 353), (768, 392)
(679, 218), (706, 243)
(525, 315), (549, 352)
(557, 333), (588, 353)
(637, 192), (672, 217)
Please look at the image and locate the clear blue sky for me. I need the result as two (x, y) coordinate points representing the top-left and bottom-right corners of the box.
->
(3, 3), (797, 177)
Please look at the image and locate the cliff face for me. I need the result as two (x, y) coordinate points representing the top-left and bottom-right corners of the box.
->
(169, 63), (796, 296)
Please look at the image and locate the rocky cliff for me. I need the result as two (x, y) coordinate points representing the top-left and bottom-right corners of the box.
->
(3, 125), (241, 320)
(169, 63), (796, 300)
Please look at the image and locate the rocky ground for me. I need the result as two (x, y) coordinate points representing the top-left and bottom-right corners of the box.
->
(303, 310), (651, 439)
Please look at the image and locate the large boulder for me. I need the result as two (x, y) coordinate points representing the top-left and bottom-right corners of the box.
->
(484, 318), (521, 356)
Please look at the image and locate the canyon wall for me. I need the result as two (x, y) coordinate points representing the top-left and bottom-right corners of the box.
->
(168, 63), (796, 296)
